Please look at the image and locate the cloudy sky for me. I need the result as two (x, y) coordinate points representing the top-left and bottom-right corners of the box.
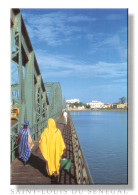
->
(21, 8), (127, 104)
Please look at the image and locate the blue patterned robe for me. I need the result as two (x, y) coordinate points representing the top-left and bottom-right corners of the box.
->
(19, 127), (31, 162)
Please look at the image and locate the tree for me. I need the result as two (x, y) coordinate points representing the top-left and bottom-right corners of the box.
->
(119, 97), (126, 104)
(86, 104), (90, 109)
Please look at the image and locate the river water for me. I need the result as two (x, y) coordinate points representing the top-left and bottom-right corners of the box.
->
(70, 111), (127, 184)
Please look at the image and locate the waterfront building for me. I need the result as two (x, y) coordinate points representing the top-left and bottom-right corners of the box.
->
(117, 103), (127, 109)
(111, 103), (118, 108)
(124, 103), (128, 108)
(111, 103), (127, 109)
(104, 104), (111, 109)
(87, 101), (104, 109)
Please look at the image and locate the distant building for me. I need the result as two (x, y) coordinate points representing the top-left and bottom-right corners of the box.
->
(111, 103), (127, 109)
(87, 101), (104, 109)
(111, 103), (118, 108)
(66, 99), (80, 104)
(104, 104), (111, 109)
(124, 103), (128, 108)
(117, 103), (127, 109)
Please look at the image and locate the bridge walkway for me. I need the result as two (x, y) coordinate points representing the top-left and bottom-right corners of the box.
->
(10, 115), (77, 184)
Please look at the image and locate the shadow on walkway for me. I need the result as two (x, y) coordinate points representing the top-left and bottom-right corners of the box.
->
(28, 153), (49, 178)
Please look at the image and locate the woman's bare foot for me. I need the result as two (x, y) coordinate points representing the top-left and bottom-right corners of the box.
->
(24, 161), (27, 166)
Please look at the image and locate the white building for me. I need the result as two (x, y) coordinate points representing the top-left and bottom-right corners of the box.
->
(103, 104), (111, 109)
(66, 99), (80, 104)
(87, 101), (104, 109)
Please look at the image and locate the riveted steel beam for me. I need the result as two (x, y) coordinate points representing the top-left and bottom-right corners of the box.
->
(11, 9), (64, 161)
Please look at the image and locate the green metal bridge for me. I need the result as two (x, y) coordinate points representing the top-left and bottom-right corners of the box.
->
(10, 9), (93, 184)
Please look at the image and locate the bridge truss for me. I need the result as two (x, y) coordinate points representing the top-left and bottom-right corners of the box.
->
(11, 9), (64, 161)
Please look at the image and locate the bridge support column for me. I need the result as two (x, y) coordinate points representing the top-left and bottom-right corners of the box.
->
(25, 51), (35, 129)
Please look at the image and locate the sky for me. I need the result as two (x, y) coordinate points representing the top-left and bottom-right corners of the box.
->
(20, 8), (128, 104)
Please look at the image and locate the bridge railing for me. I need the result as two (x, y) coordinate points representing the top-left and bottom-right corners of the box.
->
(68, 113), (94, 184)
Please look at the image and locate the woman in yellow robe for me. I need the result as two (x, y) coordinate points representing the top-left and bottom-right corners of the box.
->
(37, 118), (66, 176)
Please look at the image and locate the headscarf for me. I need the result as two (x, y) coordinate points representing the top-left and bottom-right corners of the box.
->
(39, 118), (66, 175)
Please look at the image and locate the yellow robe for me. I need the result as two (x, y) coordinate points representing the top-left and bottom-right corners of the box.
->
(39, 118), (66, 175)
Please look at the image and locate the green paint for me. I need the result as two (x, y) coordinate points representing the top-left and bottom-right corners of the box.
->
(11, 9), (64, 162)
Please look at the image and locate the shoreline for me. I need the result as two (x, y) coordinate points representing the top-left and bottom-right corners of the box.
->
(68, 109), (127, 111)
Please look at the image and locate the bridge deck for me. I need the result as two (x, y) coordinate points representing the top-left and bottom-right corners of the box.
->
(10, 115), (77, 184)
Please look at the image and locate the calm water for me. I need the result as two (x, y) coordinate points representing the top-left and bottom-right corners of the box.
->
(70, 111), (127, 184)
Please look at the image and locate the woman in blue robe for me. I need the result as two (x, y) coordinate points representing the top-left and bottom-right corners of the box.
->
(16, 121), (32, 165)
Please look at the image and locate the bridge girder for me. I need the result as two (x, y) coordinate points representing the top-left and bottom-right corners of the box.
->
(11, 9), (64, 161)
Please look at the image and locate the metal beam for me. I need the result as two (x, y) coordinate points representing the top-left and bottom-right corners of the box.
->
(11, 9), (64, 161)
